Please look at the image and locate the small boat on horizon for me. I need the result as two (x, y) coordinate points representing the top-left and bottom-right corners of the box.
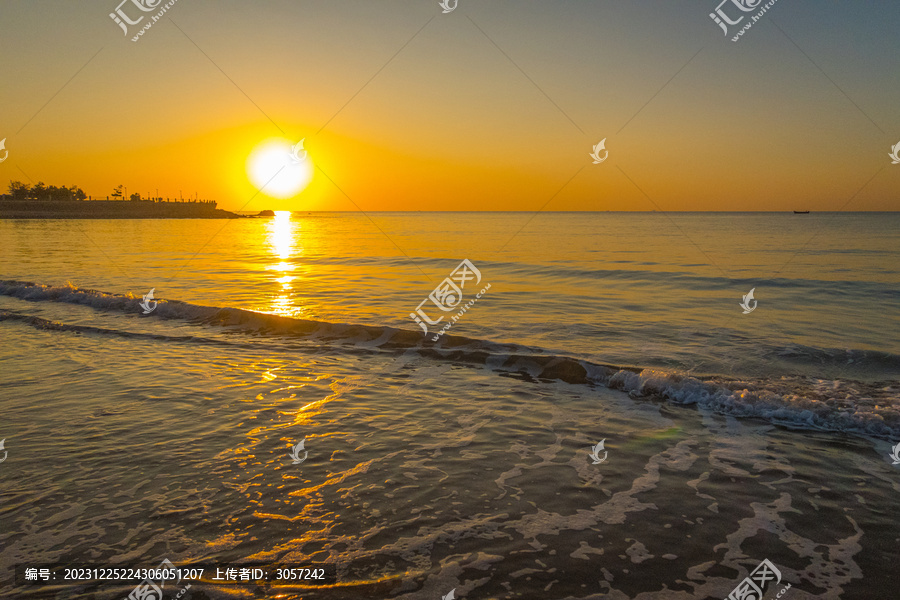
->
(793, 210), (810, 214)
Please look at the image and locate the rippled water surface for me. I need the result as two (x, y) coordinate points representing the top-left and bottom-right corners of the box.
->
(2, 212), (899, 378)
(1, 212), (899, 599)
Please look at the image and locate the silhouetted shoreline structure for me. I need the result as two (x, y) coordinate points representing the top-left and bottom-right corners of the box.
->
(1, 181), (241, 219)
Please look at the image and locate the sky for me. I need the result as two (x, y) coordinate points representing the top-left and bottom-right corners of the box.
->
(0, 0), (898, 212)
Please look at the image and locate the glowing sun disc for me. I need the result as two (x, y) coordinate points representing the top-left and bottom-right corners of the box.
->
(247, 138), (313, 198)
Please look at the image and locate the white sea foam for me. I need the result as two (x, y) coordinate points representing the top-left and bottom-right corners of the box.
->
(604, 368), (900, 439)
(3, 279), (899, 441)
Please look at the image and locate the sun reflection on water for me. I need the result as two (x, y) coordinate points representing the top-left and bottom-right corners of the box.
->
(266, 211), (301, 317)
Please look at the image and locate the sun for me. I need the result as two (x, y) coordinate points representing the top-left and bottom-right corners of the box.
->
(247, 138), (314, 198)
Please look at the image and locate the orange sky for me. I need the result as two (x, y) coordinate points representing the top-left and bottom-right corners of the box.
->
(1, 1), (898, 211)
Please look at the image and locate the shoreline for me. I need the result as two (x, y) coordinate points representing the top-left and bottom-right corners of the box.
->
(0, 199), (243, 219)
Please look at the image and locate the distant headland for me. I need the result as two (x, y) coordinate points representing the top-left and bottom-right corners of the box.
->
(0, 181), (242, 219)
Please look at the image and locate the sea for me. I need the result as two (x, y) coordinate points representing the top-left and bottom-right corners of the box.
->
(1, 212), (898, 599)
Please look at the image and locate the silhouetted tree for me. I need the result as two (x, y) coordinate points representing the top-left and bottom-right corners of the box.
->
(47, 185), (67, 200)
(8, 181), (30, 200)
(6, 181), (87, 201)
(69, 186), (86, 201)
(111, 185), (125, 199)
(31, 182), (48, 200)
(129, 193), (141, 201)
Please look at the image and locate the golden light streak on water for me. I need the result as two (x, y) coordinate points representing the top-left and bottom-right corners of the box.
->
(265, 211), (302, 316)
(269, 211), (297, 261)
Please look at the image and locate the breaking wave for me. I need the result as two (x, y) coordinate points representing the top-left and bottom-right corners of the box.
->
(2, 279), (899, 440)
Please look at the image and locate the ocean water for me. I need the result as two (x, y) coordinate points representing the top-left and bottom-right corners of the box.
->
(1, 212), (899, 599)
